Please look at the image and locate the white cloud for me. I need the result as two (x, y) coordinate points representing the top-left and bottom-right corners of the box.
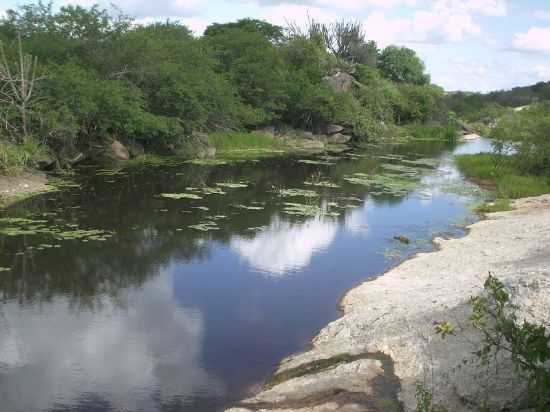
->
(0, 273), (223, 412)
(260, 3), (337, 27)
(59, 0), (205, 18)
(513, 27), (550, 53)
(231, 216), (337, 276)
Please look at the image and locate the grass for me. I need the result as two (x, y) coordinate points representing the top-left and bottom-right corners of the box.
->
(404, 123), (458, 142)
(456, 153), (550, 201)
(477, 198), (513, 213)
(0, 138), (51, 175)
(207, 131), (285, 152)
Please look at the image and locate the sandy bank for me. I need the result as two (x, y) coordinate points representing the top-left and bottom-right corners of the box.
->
(0, 172), (50, 207)
(227, 195), (550, 412)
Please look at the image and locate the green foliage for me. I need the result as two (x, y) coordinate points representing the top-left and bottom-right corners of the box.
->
(207, 132), (284, 152)
(470, 274), (550, 411)
(434, 321), (456, 339)
(456, 154), (550, 198)
(491, 102), (550, 175)
(0, 138), (50, 174)
(477, 198), (512, 213)
(0, 2), (444, 170)
(379, 46), (430, 85)
(415, 384), (448, 412)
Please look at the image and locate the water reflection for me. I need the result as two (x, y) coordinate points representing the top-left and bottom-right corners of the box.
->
(231, 216), (338, 276)
(0, 272), (223, 412)
(0, 138), (488, 412)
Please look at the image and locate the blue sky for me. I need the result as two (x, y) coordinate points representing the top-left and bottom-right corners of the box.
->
(2, 0), (550, 92)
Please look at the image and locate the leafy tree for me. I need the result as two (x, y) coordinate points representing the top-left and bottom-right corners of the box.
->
(379, 45), (430, 85)
(204, 18), (283, 42)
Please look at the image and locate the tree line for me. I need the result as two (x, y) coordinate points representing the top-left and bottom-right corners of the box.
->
(0, 1), (448, 172)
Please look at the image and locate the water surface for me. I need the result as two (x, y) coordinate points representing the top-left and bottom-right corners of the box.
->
(0, 138), (489, 412)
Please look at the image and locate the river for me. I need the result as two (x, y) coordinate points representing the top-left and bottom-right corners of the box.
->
(0, 138), (491, 412)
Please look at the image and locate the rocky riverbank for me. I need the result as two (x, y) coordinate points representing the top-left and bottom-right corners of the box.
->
(227, 195), (550, 412)
(0, 172), (52, 207)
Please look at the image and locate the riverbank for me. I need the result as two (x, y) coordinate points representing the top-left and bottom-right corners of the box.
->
(226, 194), (550, 412)
(0, 172), (52, 208)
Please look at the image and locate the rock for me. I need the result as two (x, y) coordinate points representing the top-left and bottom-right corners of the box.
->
(66, 152), (86, 165)
(299, 140), (325, 150)
(177, 132), (217, 159)
(124, 139), (145, 157)
(302, 131), (315, 140)
(323, 72), (355, 93)
(461, 133), (480, 141)
(36, 155), (57, 171)
(110, 140), (130, 161)
(326, 133), (351, 144)
(325, 124), (345, 135)
(393, 235), (410, 244)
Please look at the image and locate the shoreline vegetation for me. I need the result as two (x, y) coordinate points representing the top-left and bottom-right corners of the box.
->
(1, 2), (460, 181)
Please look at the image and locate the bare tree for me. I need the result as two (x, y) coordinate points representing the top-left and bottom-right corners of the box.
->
(0, 34), (44, 141)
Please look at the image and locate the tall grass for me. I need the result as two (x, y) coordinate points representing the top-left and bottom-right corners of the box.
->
(456, 154), (550, 199)
(208, 132), (284, 152)
(405, 123), (458, 142)
(0, 138), (49, 175)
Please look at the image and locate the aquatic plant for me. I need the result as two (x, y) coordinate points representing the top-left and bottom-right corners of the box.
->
(160, 193), (203, 200)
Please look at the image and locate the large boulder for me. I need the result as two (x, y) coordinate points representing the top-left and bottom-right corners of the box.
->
(323, 72), (355, 93)
(325, 124), (345, 135)
(177, 132), (216, 159)
(326, 133), (352, 144)
(110, 140), (130, 161)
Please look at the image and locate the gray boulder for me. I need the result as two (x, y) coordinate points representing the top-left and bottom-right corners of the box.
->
(324, 72), (355, 93)
(325, 124), (345, 135)
(326, 133), (352, 144)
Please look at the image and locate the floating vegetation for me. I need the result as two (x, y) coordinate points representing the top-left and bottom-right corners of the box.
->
(297, 159), (334, 166)
(281, 202), (340, 217)
(96, 169), (127, 176)
(199, 187), (226, 195)
(402, 158), (439, 168)
(0, 267), (10, 272)
(185, 159), (228, 166)
(188, 221), (219, 231)
(344, 173), (417, 195)
(380, 163), (421, 176)
(47, 177), (81, 189)
(0, 216), (113, 242)
(54, 229), (113, 241)
(192, 206), (210, 211)
(246, 226), (265, 231)
(160, 193), (203, 200)
(278, 188), (319, 198)
(304, 180), (341, 188)
(232, 204), (264, 210)
(208, 215), (228, 220)
(215, 182), (249, 188)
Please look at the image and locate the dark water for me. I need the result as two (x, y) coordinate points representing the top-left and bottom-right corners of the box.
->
(0, 138), (491, 412)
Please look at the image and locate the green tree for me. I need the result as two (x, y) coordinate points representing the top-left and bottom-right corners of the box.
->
(379, 45), (430, 85)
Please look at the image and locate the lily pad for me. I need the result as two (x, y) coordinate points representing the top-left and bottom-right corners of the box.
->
(297, 159), (334, 166)
(188, 222), (219, 231)
(160, 193), (203, 200)
(278, 188), (319, 198)
(304, 180), (340, 188)
(216, 182), (249, 188)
